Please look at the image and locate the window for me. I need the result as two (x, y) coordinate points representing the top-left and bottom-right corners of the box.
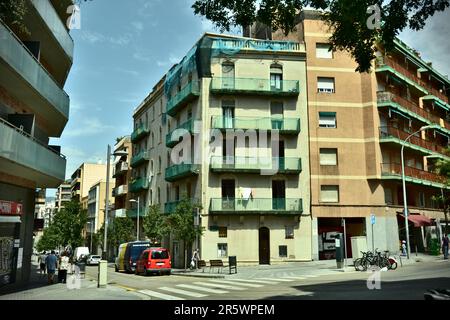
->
(158, 157), (162, 173)
(217, 243), (228, 258)
(320, 148), (338, 165)
(222, 63), (235, 89)
(316, 43), (333, 59)
(317, 77), (335, 93)
(159, 127), (162, 144)
(160, 100), (163, 115)
(187, 108), (193, 120)
(219, 227), (227, 238)
(150, 160), (154, 175)
(157, 188), (160, 204)
(151, 132), (154, 148)
(319, 112), (337, 128)
(149, 190), (153, 205)
(279, 245), (288, 258)
(320, 185), (339, 203)
(270, 65), (283, 90)
(285, 226), (294, 239)
(419, 192), (426, 207)
(384, 188), (393, 205)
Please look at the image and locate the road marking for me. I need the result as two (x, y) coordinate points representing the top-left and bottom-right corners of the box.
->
(159, 287), (208, 298)
(177, 284), (229, 294)
(114, 284), (137, 292)
(282, 276), (306, 280)
(195, 282), (246, 291)
(302, 275), (319, 278)
(208, 279), (263, 288)
(231, 279), (280, 285)
(138, 289), (185, 300)
(261, 278), (295, 282)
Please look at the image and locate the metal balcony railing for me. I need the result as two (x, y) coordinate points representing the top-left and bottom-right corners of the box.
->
(131, 123), (150, 143)
(381, 163), (446, 184)
(130, 151), (149, 168)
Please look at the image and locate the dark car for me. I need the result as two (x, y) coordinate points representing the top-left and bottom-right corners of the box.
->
(115, 241), (151, 273)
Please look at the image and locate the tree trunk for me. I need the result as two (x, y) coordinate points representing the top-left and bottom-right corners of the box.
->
(184, 248), (187, 271)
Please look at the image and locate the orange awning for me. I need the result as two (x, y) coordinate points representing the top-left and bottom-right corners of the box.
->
(398, 213), (433, 227)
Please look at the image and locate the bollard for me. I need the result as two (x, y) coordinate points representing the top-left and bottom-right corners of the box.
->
(98, 260), (107, 288)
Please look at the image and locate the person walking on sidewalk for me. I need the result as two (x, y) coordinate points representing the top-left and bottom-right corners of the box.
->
(442, 234), (449, 260)
(45, 251), (58, 284)
(58, 252), (70, 283)
(38, 252), (47, 276)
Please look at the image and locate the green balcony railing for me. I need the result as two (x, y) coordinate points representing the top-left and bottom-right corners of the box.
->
(131, 124), (150, 143)
(0, 21), (69, 121)
(164, 198), (200, 214)
(165, 163), (201, 182)
(211, 116), (300, 134)
(167, 81), (200, 116)
(166, 119), (195, 147)
(211, 77), (299, 96)
(129, 177), (149, 193)
(209, 198), (303, 214)
(126, 209), (147, 218)
(210, 156), (301, 174)
(130, 151), (149, 168)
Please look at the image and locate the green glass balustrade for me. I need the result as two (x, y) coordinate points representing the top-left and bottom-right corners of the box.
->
(211, 116), (300, 134)
(211, 77), (299, 96)
(210, 156), (301, 174)
(128, 177), (149, 193)
(165, 163), (201, 182)
(167, 81), (200, 116)
(166, 119), (195, 147)
(130, 151), (149, 168)
(131, 124), (150, 143)
(209, 198), (303, 214)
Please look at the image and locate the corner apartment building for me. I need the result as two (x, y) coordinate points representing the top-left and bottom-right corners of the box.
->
(55, 180), (71, 211)
(112, 136), (133, 219)
(0, 0), (74, 288)
(132, 33), (311, 266)
(70, 163), (111, 210)
(265, 10), (449, 259)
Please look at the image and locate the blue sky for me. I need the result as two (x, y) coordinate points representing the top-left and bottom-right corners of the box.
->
(47, 0), (450, 196)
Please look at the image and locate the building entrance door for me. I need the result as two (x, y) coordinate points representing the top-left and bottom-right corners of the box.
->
(259, 227), (270, 265)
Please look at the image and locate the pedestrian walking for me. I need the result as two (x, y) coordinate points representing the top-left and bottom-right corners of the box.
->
(442, 234), (449, 260)
(38, 252), (47, 276)
(401, 240), (407, 256)
(58, 252), (70, 283)
(190, 249), (200, 269)
(45, 251), (58, 284)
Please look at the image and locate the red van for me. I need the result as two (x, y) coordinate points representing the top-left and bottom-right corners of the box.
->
(136, 248), (171, 276)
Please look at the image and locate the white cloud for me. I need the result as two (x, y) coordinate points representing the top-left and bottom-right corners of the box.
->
(80, 31), (132, 46)
(115, 67), (140, 76)
(132, 21), (144, 31)
(156, 54), (181, 67)
(63, 118), (114, 138)
(133, 51), (152, 62)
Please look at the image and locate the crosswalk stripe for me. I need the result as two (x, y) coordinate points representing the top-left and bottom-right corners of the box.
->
(256, 277), (294, 282)
(208, 279), (263, 288)
(177, 284), (228, 294)
(159, 287), (208, 298)
(231, 279), (279, 285)
(303, 275), (318, 278)
(282, 276), (306, 280)
(138, 289), (185, 300)
(194, 282), (246, 291)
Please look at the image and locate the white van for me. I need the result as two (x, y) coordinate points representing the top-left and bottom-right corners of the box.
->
(73, 247), (90, 261)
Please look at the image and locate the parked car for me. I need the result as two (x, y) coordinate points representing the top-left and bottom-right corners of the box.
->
(86, 255), (101, 266)
(114, 241), (151, 273)
(135, 247), (171, 276)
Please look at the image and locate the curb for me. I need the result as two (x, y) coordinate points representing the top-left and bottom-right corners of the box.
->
(171, 272), (226, 279)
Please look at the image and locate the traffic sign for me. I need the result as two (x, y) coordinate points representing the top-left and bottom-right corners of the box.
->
(370, 214), (376, 225)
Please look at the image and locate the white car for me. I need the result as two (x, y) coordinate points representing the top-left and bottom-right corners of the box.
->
(86, 255), (101, 266)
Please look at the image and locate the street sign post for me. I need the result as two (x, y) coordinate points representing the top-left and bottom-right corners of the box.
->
(370, 214), (376, 252)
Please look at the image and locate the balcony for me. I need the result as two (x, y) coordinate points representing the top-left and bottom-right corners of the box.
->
(112, 185), (128, 197)
(0, 118), (65, 187)
(165, 163), (201, 182)
(166, 119), (196, 148)
(113, 161), (129, 178)
(112, 208), (127, 218)
(0, 21), (69, 136)
(211, 116), (300, 134)
(130, 151), (149, 168)
(211, 77), (299, 97)
(210, 156), (301, 174)
(126, 209), (146, 218)
(381, 163), (448, 188)
(377, 91), (441, 124)
(211, 38), (305, 53)
(379, 126), (448, 157)
(129, 177), (149, 193)
(209, 198), (303, 215)
(164, 199), (199, 214)
(166, 81), (200, 116)
(131, 124), (150, 143)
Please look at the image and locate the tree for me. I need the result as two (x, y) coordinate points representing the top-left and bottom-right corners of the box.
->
(36, 224), (60, 252)
(192, 0), (449, 72)
(143, 205), (169, 245)
(167, 198), (204, 270)
(0, 0), (29, 35)
(97, 217), (135, 255)
(435, 157), (450, 234)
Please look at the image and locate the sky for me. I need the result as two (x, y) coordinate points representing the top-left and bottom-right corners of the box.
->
(47, 0), (450, 196)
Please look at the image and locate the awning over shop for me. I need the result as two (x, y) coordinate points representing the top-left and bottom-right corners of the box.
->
(398, 213), (433, 227)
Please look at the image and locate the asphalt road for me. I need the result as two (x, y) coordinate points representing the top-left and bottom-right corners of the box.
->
(84, 260), (450, 300)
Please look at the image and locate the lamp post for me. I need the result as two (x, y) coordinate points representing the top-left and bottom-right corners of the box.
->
(130, 197), (140, 241)
(87, 221), (93, 254)
(401, 125), (434, 259)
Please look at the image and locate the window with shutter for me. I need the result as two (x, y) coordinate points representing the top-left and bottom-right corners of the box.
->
(320, 185), (339, 203)
(320, 148), (338, 165)
(317, 77), (335, 93)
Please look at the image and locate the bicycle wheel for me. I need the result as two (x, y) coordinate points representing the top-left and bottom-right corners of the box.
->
(388, 258), (398, 270)
(354, 258), (363, 271)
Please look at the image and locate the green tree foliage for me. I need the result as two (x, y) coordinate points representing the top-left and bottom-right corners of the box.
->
(435, 156), (450, 234)
(192, 0), (449, 72)
(97, 217), (135, 251)
(36, 224), (60, 252)
(0, 0), (29, 35)
(143, 205), (169, 244)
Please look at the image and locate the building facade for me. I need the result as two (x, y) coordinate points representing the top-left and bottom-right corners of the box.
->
(132, 33), (312, 266)
(55, 180), (71, 212)
(0, 0), (74, 288)
(112, 136), (133, 219)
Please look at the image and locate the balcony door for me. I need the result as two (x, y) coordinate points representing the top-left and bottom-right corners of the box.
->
(270, 65), (283, 91)
(272, 140), (285, 171)
(259, 227), (270, 265)
(222, 179), (235, 210)
(272, 180), (286, 210)
(222, 100), (235, 129)
(271, 102), (284, 130)
(222, 63), (235, 89)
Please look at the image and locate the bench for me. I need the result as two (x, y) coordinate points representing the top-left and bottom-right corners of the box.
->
(209, 259), (224, 273)
(197, 260), (207, 272)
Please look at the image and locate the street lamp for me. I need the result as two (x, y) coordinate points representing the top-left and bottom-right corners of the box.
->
(102, 145), (128, 261)
(87, 221), (93, 253)
(129, 197), (140, 241)
(401, 124), (434, 259)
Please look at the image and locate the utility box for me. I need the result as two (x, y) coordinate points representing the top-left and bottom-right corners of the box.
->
(98, 260), (108, 288)
(335, 233), (344, 269)
(351, 236), (368, 260)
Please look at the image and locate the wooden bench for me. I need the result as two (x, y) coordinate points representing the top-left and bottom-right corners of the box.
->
(209, 259), (224, 273)
(197, 260), (207, 272)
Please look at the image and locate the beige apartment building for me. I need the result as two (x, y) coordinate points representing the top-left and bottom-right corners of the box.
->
(132, 33), (311, 266)
(55, 180), (71, 211)
(112, 136), (133, 219)
(263, 10), (449, 259)
(0, 0), (74, 288)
